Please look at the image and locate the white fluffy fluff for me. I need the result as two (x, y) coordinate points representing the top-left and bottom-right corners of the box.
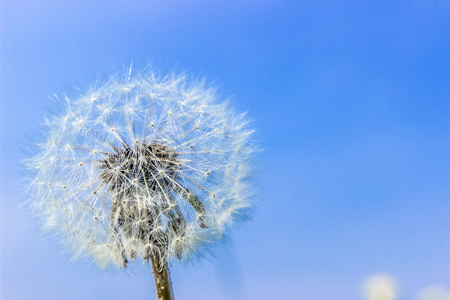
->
(26, 69), (255, 269)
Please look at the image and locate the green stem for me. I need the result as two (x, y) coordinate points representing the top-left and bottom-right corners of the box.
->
(150, 253), (174, 300)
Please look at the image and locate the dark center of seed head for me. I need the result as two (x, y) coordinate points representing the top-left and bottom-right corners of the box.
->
(99, 141), (179, 192)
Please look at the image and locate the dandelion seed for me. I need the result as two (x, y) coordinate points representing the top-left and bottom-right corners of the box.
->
(25, 68), (255, 300)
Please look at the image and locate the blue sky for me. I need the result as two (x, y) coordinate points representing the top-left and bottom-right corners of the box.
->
(2, 1), (450, 299)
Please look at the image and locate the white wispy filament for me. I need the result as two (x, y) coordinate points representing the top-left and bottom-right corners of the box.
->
(26, 70), (254, 269)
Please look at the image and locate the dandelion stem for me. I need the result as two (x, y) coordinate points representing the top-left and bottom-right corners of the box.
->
(150, 253), (174, 300)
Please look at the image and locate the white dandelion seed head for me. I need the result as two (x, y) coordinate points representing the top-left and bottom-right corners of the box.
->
(26, 69), (255, 269)
(362, 273), (398, 300)
(416, 285), (450, 300)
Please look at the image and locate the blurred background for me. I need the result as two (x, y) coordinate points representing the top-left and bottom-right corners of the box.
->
(2, 1), (450, 299)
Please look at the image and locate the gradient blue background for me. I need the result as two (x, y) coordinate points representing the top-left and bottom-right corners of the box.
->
(2, 1), (450, 299)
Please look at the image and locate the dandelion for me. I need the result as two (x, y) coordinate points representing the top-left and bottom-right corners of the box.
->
(362, 273), (398, 300)
(25, 68), (255, 299)
(416, 285), (450, 300)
